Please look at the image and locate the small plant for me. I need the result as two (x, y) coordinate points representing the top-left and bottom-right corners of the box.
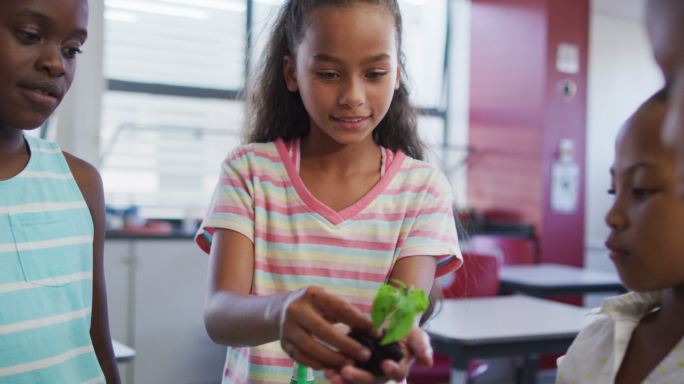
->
(349, 281), (429, 375)
(371, 281), (429, 345)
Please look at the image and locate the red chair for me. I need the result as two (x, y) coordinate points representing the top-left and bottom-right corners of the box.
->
(467, 234), (537, 265)
(441, 252), (501, 298)
(481, 208), (523, 223)
(408, 252), (501, 384)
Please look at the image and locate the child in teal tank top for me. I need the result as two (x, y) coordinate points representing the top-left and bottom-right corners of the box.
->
(0, 1), (119, 383)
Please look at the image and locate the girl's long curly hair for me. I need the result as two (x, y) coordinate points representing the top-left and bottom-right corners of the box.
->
(243, 0), (424, 160)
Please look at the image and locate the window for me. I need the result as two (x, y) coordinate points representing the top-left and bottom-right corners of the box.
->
(100, 0), (451, 219)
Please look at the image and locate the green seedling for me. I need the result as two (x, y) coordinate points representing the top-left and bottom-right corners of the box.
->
(370, 281), (428, 345)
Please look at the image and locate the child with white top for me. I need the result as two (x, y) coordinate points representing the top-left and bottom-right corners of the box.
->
(556, 91), (684, 383)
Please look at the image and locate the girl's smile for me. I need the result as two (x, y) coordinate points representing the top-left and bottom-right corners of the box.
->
(331, 115), (371, 131)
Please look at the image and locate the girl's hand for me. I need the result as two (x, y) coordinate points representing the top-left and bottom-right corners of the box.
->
(279, 285), (374, 370)
(323, 326), (434, 383)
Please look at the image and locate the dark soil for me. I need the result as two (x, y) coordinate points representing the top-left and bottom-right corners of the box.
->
(348, 328), (404, 376)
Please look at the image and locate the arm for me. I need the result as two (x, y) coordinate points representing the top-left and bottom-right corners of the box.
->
(385, 256), (437, 368)
(64, 152), (121, 384)
(388, 255), (437, 301)
(205, 228), (373, 370)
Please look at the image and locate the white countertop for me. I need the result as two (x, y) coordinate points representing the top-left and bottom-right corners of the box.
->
(113, 339), (135, 362)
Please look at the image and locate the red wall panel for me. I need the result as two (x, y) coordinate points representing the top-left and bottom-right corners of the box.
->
(467, 0), (588, 266)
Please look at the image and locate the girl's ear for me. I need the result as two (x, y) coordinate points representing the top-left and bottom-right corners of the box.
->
(283, 56), (299, 92)
(395, 65), (401, 90)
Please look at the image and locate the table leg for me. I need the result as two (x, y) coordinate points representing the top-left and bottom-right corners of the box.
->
(450, 368), (468, 384)
(521, 354), (539, 384)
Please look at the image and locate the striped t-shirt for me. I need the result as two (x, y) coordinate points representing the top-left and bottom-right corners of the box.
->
(0, 135), (104, 384)
(196, 138), (462, 384)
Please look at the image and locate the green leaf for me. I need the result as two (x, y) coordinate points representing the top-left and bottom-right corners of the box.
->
(381, 308), (414, 345)
(389, 279), (407, 290)
(408, 288), (429, 312)
(371, 284), (400, 329)
(372, 283), (429, 343)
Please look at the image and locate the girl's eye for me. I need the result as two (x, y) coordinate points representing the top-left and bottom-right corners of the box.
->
(366, 71), (388, 80)
(16, 29), (41, 43)
(631, 188), (658, 200)
(62, 46), (83, 58)
(316, 72), (339, 81)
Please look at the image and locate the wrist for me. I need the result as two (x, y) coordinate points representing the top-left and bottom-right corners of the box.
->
(269, 288), (306, 338)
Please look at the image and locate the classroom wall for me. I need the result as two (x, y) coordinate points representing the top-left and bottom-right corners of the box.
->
(54, 0), (664, 267)
(466, 0), (589, 267)
(447, 0), (472, 207)
(466, 0), (547, 230)
(459, 0), (664, 271)
(584, 0), (662, 271)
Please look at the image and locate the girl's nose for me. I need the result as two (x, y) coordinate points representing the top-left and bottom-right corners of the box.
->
(338, 78), (365, 108)
(35, 44), (67, 78)
(604, 199), (628, 231)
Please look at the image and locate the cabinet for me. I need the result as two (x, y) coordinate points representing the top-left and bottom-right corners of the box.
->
(105, 238), (225, 384)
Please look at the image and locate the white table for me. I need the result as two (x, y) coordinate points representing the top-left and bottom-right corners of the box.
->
(426, 295), (592, 384)
(500, 263), (625, 296)
(113, 339), (135, 363)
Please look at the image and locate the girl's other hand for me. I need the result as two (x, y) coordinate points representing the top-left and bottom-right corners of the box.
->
(279, 285), (374, 370)
(323, 326), (433, 383)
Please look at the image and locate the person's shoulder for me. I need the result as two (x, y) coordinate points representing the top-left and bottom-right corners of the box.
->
(62, 152), (104, 208)
(557, 310), (614, 380)
(225, 141), (280, 162)
(600, 290), (662, 318)
(571, 291), (660, 344)
(398, 154), (434, 169)
(63, 152), (102, 185)
(397, 154), (451, 189)
(566, 309), (614, 353)
(577, 310), (614, 337)
(399, 155), (445, 176)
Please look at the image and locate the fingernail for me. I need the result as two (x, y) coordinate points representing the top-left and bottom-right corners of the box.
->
(359, 348), (371, 361)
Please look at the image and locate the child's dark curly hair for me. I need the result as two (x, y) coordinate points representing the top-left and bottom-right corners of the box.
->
(243, 0), (424, 160)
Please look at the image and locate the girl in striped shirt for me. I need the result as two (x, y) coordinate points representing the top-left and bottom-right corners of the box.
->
(0, 1), (119, 383)
(196, 1), (461, 383)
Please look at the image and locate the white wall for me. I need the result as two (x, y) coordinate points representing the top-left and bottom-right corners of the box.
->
(584, 0), (662, 270)
(448, 0), (472, 207)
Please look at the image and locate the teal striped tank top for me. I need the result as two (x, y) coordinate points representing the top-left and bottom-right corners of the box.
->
(0, 135), (104, 383)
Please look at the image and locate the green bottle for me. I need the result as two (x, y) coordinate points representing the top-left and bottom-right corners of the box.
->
(289, 362), (315, 384)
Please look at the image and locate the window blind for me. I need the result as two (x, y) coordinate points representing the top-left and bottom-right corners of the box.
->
(100, 0), (450, 219)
